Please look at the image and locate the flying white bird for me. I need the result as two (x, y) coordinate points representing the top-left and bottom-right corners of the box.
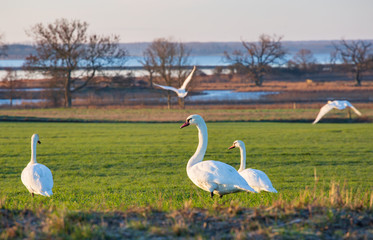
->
(21, 134), (54, 197)
(154, 66), (196, 98)
(313, 100), (362, 124)
(180, 114), (256, 198)
(228, 140), (277, 193)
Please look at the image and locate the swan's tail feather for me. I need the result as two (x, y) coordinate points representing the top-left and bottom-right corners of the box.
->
(42, 190), (53, 197)
(262, 185), (278, 193)
(236, 185), (257, 193)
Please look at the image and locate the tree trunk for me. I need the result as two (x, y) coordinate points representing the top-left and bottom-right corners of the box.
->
(254, 75), (263, 86)
(178, 97), (185, 109)
(64, 78), (72, 108)
(149, 73), (153, 88)
(167, 92), (171, 109)
(355, 70), (361, 86)
(64, 88), (72, 108)
(9, 85), (13, 107)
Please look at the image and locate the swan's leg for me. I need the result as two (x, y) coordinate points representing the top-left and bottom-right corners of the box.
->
(219, 194), (223, 198)
(207, 184), (217, 199)
(32, 193), (34, 198)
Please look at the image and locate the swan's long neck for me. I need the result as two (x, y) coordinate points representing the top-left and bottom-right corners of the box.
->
(30, 138), (37, 164)
(238, 145), (246, 172)
(187, 121), (208, 169)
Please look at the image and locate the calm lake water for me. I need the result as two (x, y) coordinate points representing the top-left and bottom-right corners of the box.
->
(0, 53), (333, 80)
(0, 90), (278, 106)
(0, 99), (44, 106)
(0, 55), (227, 68)
(0, 52), (336, 81)
(0, 55), (226, 79)
(187, 90), (277, 102)
(0, 53), (332, 68)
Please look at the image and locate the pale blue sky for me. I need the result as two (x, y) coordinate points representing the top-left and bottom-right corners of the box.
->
(1, 0), (372, 43)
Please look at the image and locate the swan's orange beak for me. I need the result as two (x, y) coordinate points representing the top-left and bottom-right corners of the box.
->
(37, 140), (41, 144)
(228, 145), (235, 149)
(180, 122), (190, 129)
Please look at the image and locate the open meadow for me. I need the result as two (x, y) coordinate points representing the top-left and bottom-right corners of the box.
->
(0, 119), (372, 238)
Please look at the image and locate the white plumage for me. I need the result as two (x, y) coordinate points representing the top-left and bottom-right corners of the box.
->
(229, 140), (277, 193)
(21, 134), (53, 197)
(313, 100), (362, 124)
(154, 66), (196, 98)
(180, 114), (256, 198)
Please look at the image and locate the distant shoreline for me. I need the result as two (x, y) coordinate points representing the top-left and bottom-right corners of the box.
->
(3, 40), (373, 60)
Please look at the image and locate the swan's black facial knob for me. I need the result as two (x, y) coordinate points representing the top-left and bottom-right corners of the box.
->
(180, 118), (191, 129)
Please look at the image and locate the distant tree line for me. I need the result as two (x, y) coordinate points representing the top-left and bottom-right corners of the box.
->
(1, 18), (373, 108)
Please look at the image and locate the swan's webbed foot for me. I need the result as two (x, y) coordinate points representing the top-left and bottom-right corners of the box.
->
(219, 194), (223, 198)
(210, 192), (214, 198)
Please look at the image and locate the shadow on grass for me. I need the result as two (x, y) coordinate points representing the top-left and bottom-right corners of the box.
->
(0, 115), (371, 124)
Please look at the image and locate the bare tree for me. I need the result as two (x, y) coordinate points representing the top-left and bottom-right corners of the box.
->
(224, 34), (286, 86)
(141, 38), (191, 109)
(140, 53), (155, 88)
(2, 68), (16, 107)
(24, 18), (127, 107)
(0, 33), (8, 57)
(291, 49), (317, 72)
(333, 39), (373, 86)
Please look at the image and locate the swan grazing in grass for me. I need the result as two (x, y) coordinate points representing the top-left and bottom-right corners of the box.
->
(313, 100), (362, 124)
(154, 66), (196, 98)
(21, 134), (53, 197)
(180, 114), (256, 198)
(229, 140), (277, 193)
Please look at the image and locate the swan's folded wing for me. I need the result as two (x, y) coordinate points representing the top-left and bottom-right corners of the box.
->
(240, 168), (277, 193)
(180, 66), (196, 90)
(192, 161), (246, 186)
(313, 103), (334, 124)
(253, 170), (275, 190)
(32, 164), (54, 193)
(21, 167), (29, 187)
(153, 83), (179, 93)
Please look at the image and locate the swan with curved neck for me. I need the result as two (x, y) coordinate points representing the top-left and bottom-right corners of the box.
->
(229, 140), (277, 193)
(180, 115), (256, 198)
(21, 134), (54, 197)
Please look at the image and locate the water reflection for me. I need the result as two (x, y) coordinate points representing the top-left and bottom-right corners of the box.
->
(0, 99), (45, 106)
(187, 90), (277, 102)
(0, 88), (54, 92)
(0, 90), (278, 106)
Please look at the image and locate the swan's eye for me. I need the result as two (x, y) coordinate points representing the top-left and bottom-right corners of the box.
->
(187, 118), (191, 122)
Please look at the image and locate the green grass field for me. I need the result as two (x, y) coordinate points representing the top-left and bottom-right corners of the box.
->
(1, 121), (372, 211)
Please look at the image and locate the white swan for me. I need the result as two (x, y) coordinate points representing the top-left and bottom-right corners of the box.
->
(154, 66), (196, 98)
(21, 134), (53, 197)
(229, 140), (277, 193)
(180, 114), (256, 198)
(313, 100), (362, 124)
